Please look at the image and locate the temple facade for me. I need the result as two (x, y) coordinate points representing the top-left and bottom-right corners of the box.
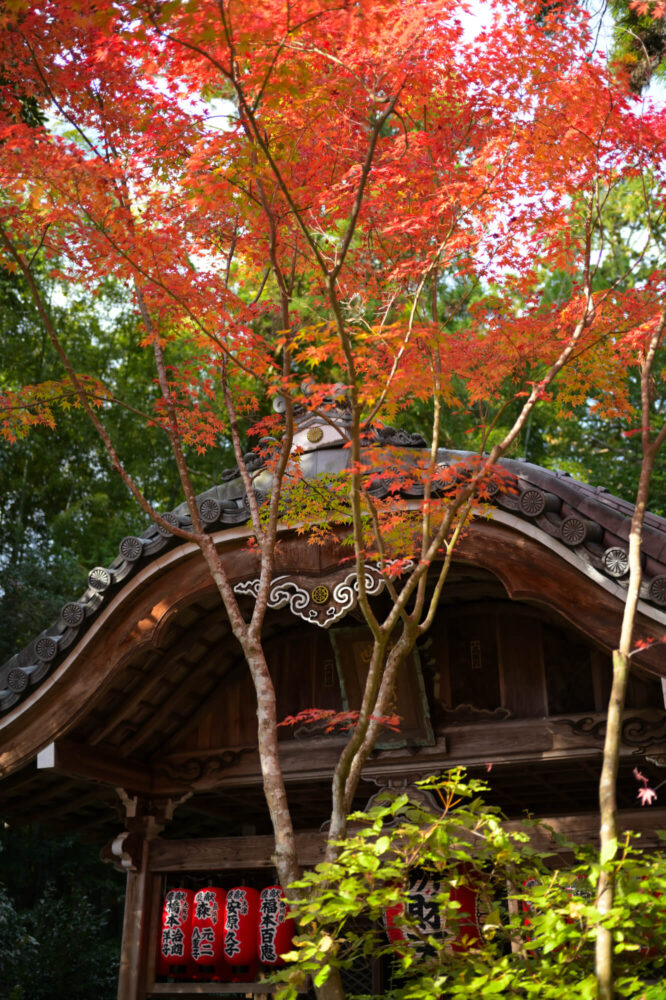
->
(1, 411), (665, 998)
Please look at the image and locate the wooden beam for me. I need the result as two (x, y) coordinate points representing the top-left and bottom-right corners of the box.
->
(148, 984), (289, 996)
(118, 855), (162, 999)
(91, 660), (167, 746)
(120, 655), (219, 756)
(149, 830), (327, 872)
(37, 739), (156, 795)
(148, 808), (666, 873)
(504, 808), (666, 850)
(158, 710), (665, 792)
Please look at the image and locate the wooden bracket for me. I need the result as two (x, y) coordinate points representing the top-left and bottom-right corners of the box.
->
(101, 830), (145, 873)
(37, 738), (155, 794)
(116, 789), (193, 834)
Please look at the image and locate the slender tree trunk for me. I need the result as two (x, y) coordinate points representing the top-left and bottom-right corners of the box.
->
(595, 314), (666, 998)
(596, 649), (631, 1000)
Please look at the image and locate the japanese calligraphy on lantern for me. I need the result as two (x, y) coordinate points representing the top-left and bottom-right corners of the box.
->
(191, 887), (225, 968)
(159, 888), (193, 970)
(223, 886), (259, 965)
(258, 885), (294, 966)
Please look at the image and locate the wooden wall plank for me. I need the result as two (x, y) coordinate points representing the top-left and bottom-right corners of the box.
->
(498, 616), (547, 718)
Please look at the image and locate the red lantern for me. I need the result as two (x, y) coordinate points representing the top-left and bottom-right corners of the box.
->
(190, 887), (226, 978)
(158, 888), (194, 974)
(384, 900), (408, 951)
(258, 886), (295, 967)
(449, 871), (484, 951)
(384, 870), (443, 955)
(384, 866), (486, 954)
(223, 886), (260, 966)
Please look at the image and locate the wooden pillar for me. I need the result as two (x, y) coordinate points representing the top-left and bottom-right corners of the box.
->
(117, 836), (154, 1000)
(103, 793), (190, 1000)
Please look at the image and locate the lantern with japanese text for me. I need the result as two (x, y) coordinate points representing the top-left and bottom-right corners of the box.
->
(223, 886), (260, 966)
(385, 866), (486, 954)
(189, 887), (226, 978)
(158, 888), (194, 975)
(449, 870), (485, 951)
(258, 885), (295, 967)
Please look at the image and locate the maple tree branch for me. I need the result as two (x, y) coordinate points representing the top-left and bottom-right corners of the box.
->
(328, 633), (389, 844)
(26, 223), (50, 270)
(147, 0), (329, 276)
(0, 386), (162, 431)
(134, 286), (205, 537)
(330, 89), (403, 282)
(417, 282), (445, 610)
(0, 224), (197, 543)
(418, 502), (473, 636)
(281, 41), (368, 92)
(224, 220), (239, 288)
(359, 490), (403, 611)
(250, 267), (271, 304)
(21, 34), (104, 160)
(219, 359), (265, 548)
(361, 118), (515, 430)
(326, 279), (382, 638)
(250, 34), (288, 114)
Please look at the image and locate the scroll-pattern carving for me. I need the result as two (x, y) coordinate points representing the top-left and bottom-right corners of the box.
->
(558, 714), (666, 749)
(233, 564), (406, 628)
(157, 751), (249, 783)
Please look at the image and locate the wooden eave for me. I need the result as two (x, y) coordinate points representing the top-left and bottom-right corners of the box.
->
(0, 514), (665, 780)
(1, 434), (666, 834)
(3, 444), (666, 729)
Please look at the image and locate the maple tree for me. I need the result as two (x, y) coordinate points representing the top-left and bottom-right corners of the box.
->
(1, 1), (666, 997)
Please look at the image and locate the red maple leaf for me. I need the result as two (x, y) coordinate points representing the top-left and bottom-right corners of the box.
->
(637, 786), (658, 806)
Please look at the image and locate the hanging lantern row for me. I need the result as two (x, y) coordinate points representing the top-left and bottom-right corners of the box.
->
(158, 885), (295, 982)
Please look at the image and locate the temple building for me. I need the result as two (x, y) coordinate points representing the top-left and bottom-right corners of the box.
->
(1, 404), (665, 998)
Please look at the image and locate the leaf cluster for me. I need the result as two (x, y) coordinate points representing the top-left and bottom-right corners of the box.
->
(277, 770), (666, 1000)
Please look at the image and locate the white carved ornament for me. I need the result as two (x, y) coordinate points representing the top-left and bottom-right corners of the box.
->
(234, 563), (412, 628)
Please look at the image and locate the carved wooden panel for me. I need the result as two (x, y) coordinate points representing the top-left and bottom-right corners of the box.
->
(423, 602), (616, 724)
(448, 613), (501, 714)
(498, 616), (547, 718)
(268, 629), (343, 738)
(329, 627), (434, 749)
(543, 624), (595, 715)
(169, 629), (344, 752)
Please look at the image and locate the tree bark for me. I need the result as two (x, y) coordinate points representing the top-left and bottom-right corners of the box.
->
(595, 312), (666, 999)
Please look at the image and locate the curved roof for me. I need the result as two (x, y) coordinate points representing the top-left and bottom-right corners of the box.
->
(2, 413), (666, 721)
